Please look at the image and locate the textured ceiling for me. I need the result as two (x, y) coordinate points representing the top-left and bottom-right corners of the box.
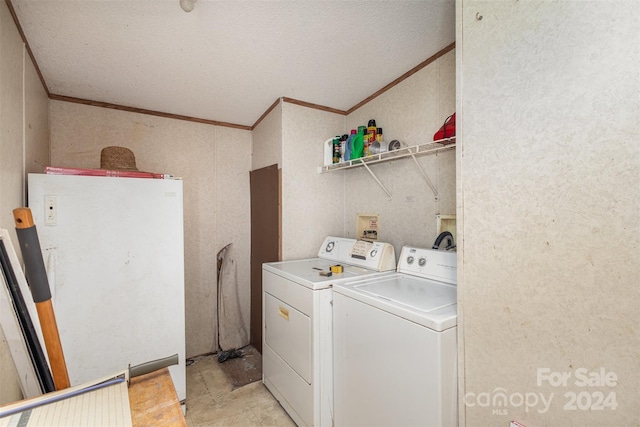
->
(11, 0), (455, 127)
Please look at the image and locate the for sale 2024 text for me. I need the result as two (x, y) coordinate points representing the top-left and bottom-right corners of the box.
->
(537, 367), (618, 411)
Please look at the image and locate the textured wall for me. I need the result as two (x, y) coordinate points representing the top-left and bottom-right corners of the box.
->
(0, 0), (50, 404)
(0, 0), (24, 232)
(344, 49), (456, 253)
(252, 100), (282, 171)
(48, 101), (251, 358)
(458, 1), (640, 425)
(0, 0), (25, 404)
(24, 47), (50, 177)
(281, 103), (346, 259)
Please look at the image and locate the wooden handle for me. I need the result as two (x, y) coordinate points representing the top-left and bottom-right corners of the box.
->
(13, 207), (70, 390)
(36, 300), (71, 390)
(13, 207), (35, 228)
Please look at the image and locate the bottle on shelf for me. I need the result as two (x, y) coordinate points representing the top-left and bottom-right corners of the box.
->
(363, 128), (370, 156)
(367, 119), (377, 155)
(351, 127), (365, 159)
(332, 136), (341, 164)
(344, 129), (356, 161)
(376, 127), (386, 152)
(340, 134), (348, 162)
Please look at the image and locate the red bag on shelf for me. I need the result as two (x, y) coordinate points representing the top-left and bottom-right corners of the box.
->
(433, 113), (456, 141)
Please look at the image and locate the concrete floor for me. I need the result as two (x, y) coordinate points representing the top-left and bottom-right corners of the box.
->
(185, 354), (296, 426)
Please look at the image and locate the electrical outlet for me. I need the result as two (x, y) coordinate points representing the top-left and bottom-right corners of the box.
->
(45, 196), (57, 225)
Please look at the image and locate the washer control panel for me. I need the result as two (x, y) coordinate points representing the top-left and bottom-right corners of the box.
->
(317, 236), (396, 272)
(398, 246), (457, 284)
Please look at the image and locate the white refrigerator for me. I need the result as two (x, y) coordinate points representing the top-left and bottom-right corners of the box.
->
(27, 173), (186, 405)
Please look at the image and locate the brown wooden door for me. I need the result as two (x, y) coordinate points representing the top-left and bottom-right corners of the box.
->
(250, 164), (280, 353)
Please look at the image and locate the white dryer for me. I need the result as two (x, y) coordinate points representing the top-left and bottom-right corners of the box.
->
(333, 246), (458, 427)
(262, 237), (396, 427)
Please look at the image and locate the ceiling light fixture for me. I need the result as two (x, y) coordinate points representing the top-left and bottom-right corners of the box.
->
(179, 0), (196, 12)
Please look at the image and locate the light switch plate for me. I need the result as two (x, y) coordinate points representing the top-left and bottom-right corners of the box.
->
(44, 195), (57, 225)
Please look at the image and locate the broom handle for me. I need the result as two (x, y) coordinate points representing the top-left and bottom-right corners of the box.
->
(13, 207), (71, 390)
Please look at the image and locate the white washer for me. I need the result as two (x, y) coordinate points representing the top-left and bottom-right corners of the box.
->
(332, 246), (458, 427)
(263, 237), (396, 427)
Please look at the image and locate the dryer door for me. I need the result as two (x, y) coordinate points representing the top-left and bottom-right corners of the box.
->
(264, 292), (312, 383)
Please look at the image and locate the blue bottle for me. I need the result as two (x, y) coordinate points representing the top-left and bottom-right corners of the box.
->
(344, 129), (356, 161)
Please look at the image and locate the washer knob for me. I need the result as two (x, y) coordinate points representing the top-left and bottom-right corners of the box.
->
(370, 249), (378, 258)
(418, 257), (427, 267)
(407, 256), (414, 265)
(326, 242), (335, 252)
